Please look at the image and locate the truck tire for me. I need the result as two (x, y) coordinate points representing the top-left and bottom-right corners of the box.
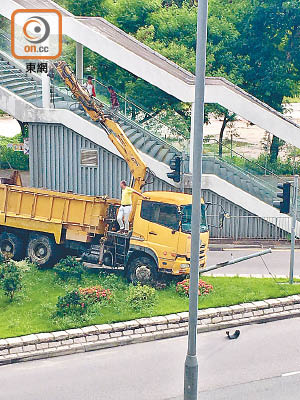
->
(27, 234), (59, 267)
(0, 232), (24, 260)
(127, 255), (157, 285)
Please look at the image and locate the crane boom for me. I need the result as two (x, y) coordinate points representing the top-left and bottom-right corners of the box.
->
(53, 61), (147, 191)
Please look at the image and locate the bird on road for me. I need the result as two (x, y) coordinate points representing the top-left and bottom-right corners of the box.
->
(226, 330), (240, 339)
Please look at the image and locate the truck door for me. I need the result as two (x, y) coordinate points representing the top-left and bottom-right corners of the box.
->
(140, 200), (180, 262)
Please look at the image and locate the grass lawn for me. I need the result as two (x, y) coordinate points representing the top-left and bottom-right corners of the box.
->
(284, 96), (300, 103)
(1, 266), (300, 339)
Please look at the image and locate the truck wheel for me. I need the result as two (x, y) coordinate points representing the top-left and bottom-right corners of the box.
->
(127, 256), (157, 285)
(27, 234), (58, 267)
(0, 232), (24, 260)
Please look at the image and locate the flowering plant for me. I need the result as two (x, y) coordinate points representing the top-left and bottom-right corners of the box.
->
(79, 285), (112, 304)
(176, 279), (213, 297)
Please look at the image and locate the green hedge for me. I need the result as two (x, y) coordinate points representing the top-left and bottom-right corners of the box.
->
(0, 134), (29, 171)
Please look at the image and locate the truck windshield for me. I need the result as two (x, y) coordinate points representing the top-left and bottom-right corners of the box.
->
(181, 204), (208, 233)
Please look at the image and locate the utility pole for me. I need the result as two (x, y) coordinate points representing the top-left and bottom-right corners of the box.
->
(184, 1), (208, 399)
(289, 175), (298, 284)
(181, 152), (185, 193)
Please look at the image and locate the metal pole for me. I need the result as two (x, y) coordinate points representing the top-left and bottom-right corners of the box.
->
(189, 102), (195, 173)
(184, 1), (208, 399)
(289, 175), (298, 284)
(181, 152), (185, 193)
(200, 248), (272, 274)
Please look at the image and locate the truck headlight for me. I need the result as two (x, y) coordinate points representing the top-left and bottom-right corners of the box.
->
(180, 263), (190, 270)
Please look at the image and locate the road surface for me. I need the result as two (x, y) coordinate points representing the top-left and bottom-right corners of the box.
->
(1, 317), (300, 399)
(206, 248), (300, 277)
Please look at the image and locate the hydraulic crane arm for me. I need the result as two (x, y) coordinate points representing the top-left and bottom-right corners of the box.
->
(53, 61), (147, 191)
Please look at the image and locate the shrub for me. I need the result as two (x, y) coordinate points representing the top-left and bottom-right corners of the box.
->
(0, 261), (22, 300)
(79, 285), (112, 305)
(53, 256), (85, 281)
(176, 279), (213, 297)
(99, 272), (124, 290)
(0, 146), (29, 170)
(56, 289), (87, 316)
(126, 283), (157, 310)
(0, 252), (5, 266)
(15, 259), (34, 273)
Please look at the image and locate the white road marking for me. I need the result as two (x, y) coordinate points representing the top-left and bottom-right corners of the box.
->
(282, 370), (300, 377)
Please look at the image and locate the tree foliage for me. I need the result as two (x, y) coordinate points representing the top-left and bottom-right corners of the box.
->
(56, 0), (300, 160)
(0, 261), (22, 301)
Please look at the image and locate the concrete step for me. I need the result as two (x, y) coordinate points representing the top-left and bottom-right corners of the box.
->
(156, 147), (170, 162)
(149, 144), (164, 159)
(0, 76), (26, 84)
(126, 131), (141, 143)
(13, 85), (40, 94)
(142, 140), (159, 154)
(123, 128), (136, 136)
(4, 81), (34, 90)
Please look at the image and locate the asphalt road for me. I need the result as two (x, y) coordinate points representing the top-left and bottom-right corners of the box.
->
(206, 248), (300, 276)
(1, 318), (300, 400)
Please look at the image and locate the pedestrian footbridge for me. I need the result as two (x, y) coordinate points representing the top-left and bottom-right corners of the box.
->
(2, 0), (300, 150)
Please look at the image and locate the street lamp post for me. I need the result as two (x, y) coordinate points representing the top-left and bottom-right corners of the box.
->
(289, 175), (299, 284)
(184, 1), (208, 400)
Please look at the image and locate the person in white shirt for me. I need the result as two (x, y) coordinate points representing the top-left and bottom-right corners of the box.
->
(83, 76), (96, 97)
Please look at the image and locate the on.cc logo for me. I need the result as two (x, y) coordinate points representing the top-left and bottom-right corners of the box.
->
(23, 16), (50, 44)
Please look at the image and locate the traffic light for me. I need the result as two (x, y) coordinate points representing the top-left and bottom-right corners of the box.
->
(272, 182), (291, 214)
(167, 156), (181, 183)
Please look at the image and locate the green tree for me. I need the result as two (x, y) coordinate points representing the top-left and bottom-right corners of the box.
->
(57, 0), (300, 157)
(235, 0), (300, 161)
(0, 262), (22, 301)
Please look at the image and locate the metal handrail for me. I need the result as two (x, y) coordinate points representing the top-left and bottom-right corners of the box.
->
(91, 77), (187, 140)
(54, 78), (182, 154)
(204, 138), (300, 201)
(0, 26), (187, 143)
(0, 30), (39, 101)
(204, 137), (285, 181)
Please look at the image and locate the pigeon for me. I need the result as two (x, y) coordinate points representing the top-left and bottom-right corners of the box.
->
(226, 330), (240, 340)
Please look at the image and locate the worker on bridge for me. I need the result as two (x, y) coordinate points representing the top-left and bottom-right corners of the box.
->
(108, 86), (120, 114)
(117, 180), (147, 234)
(84, 76), (96, 97)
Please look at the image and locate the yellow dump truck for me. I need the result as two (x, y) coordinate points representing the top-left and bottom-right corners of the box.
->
(0, 179), (208, 283)
(0, 61), (209, 283)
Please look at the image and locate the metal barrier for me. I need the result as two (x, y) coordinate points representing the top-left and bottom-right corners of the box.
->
(208, 215), (293, 240)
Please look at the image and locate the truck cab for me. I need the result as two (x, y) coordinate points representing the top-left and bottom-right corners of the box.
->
(102, 191), (209, 284)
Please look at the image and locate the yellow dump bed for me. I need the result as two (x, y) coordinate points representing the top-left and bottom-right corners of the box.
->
(0, 184), (119, 243)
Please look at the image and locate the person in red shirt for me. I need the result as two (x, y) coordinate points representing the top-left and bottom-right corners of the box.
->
(108, 86), (120, 114)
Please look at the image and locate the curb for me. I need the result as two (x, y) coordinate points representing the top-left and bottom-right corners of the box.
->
(201, 273), (300, 279)
(1, 294), (300, 365)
